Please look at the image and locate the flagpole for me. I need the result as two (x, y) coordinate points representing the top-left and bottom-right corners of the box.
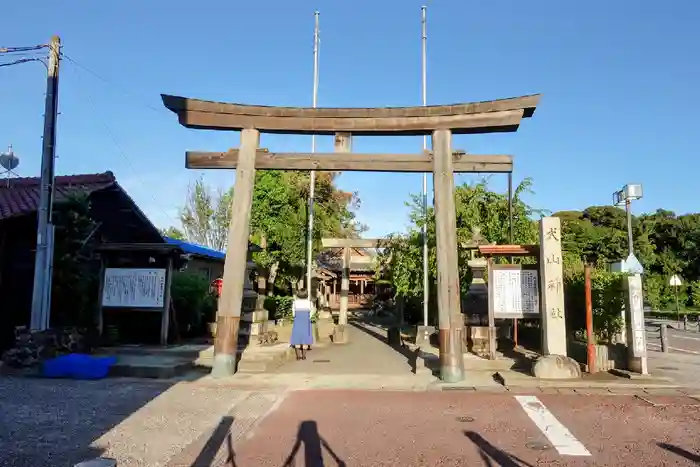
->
(306, 11), (320, 296)
(421, 6), (429, 327)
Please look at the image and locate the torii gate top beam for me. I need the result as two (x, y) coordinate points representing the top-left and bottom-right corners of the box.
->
(161, 94), (541, 136)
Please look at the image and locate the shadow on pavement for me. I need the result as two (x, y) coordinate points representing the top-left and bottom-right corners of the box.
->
(658, 442), (700, 463)
(348, 320), (419, 373)
(187, 415), (237, 467)
(0, 376), (178, 467)
(464, 431), (535, 467)
(282, 420), (346, 467)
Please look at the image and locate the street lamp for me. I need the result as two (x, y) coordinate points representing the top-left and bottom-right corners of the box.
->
(613, 183), (644, 274)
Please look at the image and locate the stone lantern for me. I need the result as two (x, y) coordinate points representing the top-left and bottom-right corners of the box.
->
(461, 227), (490, 356)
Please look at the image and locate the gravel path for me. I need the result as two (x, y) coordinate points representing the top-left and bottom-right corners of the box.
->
(0, 376), (281, 467)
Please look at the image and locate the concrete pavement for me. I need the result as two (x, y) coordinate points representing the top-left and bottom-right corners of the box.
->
(0, 376), (285, 467)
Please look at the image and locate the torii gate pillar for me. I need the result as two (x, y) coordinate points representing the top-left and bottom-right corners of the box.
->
(433, 129), (465, 382)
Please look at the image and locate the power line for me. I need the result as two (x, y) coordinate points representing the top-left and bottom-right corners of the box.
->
(66, 64), (180, 227)
(0, 44), (47, 54)
(61, 53), (165, 114)
(0, 58), (43, 68)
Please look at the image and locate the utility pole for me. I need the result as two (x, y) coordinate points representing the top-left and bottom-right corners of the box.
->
(30, 35), (60, 331)
(306, 11), (320, 297)
(421, 6), (429, 328)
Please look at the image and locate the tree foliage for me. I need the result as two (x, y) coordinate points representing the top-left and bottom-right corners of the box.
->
(378, 176), (700, 327)
(250, 170), (365, 288)
(177, 178), (232, 251)
(376, 177), (543, 323)
(169, 171), (365, 291)
(161, 226), (185, 240)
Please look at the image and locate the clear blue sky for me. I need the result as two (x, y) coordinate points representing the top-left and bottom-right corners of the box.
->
(2, 0), (698, 238)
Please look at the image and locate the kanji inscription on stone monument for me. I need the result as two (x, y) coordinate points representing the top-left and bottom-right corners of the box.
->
(539, 216), (568, 356)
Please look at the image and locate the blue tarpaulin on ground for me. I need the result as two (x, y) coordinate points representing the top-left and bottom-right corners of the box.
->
(42, 354), (117, 380)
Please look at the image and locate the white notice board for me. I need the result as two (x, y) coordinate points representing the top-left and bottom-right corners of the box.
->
(491, 268), (540, 319)
(102, 268), (167, 309)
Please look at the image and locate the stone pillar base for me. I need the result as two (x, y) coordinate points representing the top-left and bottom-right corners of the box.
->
(333, 324), (348, 344)
(628, 356), (648, 375)
(415, 325), (436, 348)
(319, 310), (332, 319)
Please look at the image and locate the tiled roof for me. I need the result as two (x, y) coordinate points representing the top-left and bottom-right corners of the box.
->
(0, 172), (117, 220)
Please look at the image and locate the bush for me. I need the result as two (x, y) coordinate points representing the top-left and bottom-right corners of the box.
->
(171, 272), (216, 337)
(264, 295), (294, 321)
(564, 267), (626, 344)
(644, 273), (689, 310)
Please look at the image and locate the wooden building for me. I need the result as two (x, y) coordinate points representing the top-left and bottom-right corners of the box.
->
(316, 247), (376, 308)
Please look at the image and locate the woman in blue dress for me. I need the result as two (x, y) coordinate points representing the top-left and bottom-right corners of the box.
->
(289, 289), (314, 360)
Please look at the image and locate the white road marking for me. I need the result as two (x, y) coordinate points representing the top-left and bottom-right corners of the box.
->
(647, 343), (700, 355)
(515, 395), (591, 457)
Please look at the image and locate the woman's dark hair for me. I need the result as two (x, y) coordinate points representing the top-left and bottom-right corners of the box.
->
(296, 289), (309, 299)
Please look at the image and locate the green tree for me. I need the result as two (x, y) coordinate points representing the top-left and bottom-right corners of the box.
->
(376, 177), (542, 324)
(161, 226), (186, 240)
(175, 171), (365, 293)
(250, 170), (365, 290)
(179, 177), (232, 251)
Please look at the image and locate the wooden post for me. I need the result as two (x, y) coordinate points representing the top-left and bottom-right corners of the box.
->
(432, 129), (465, 382)
(160, 256), (174, 346)
(660, 324), (669, 352)
(335, 132), (352, 332)
(584, 265), (597, 373)
(211, 128), (260, 377)
(96, 258), (106, 338)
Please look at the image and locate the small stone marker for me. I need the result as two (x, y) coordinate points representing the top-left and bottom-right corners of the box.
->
(538, 217), (567, 356)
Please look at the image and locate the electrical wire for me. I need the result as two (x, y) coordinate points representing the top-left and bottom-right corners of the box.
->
(0, 58), (44, 68)
(66, 64), (180, 227)
(61, 53), (165, 114)
(0, 44), (47, 54)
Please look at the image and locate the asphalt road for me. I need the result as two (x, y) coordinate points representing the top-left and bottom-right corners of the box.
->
(646, 320), (700, 354)
(236, 390), (700, 467)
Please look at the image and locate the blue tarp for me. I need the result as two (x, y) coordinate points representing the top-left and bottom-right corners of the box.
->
(42, 354), (117, 380)
(163, 236), (225, 261)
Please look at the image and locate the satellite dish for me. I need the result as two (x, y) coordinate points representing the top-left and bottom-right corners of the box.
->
(0, 145), (19, 172)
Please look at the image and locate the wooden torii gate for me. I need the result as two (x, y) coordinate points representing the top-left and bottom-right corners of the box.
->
(320, 237), (386, 343)
(162, 93), (541, 381)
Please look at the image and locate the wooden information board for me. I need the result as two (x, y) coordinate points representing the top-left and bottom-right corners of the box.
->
(488, 264), (540, 319)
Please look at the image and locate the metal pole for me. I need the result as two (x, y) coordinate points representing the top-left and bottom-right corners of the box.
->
(625, 198), (633, 256)
(30, 35), (60, 331)
(421, 5), (429, 327)
(584, 265), (597, 373)
(507, 172), (513, 245)
(508, 172), (515, 342)
(306, 11), (320, 297)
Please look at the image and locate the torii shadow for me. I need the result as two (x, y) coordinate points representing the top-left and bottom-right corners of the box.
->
(282, 420), (347, 467)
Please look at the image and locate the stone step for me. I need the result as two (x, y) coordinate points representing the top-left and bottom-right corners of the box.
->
(416, 350), (521, 372)
(108, 355), (194, 379)
(98, 344), (209, 360)
(195, 344), (293, 369)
